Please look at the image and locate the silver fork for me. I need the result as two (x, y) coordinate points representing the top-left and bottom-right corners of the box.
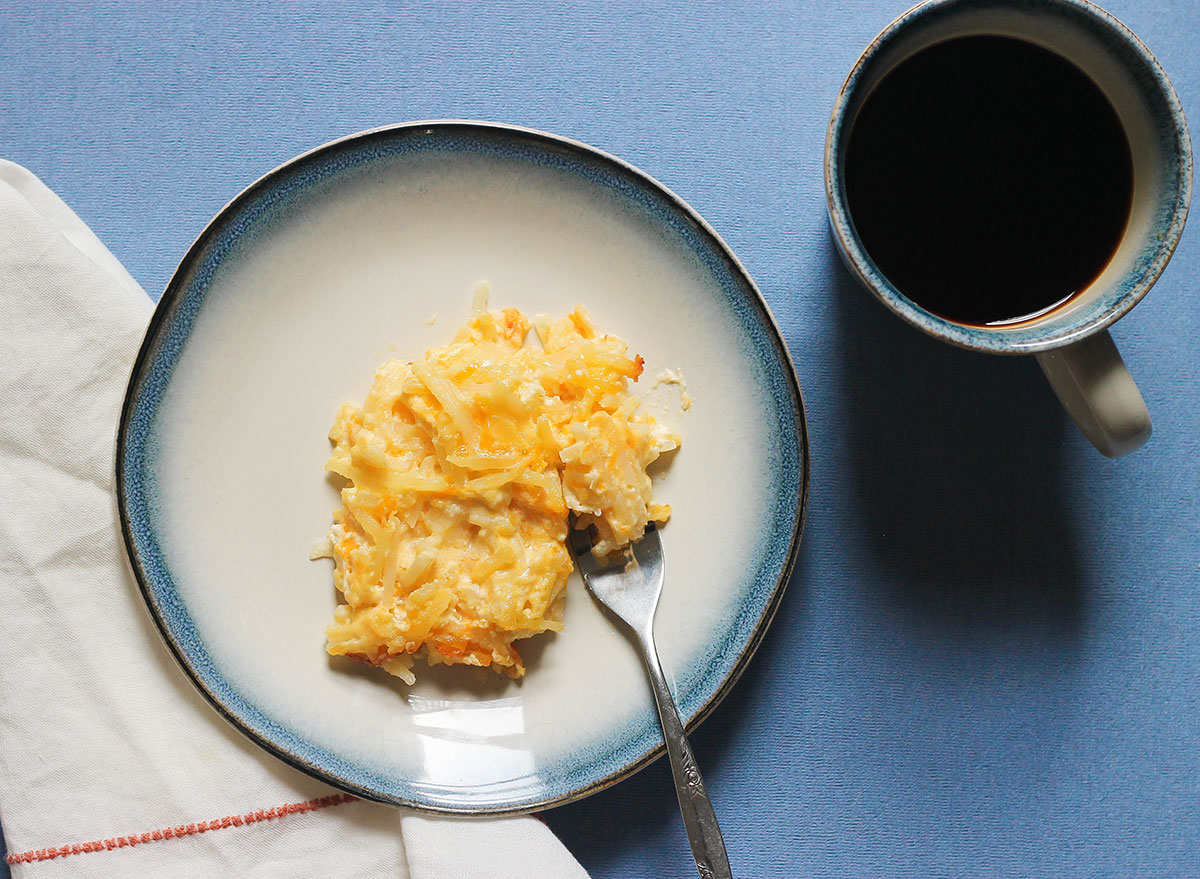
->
(569, 522), (732, 879)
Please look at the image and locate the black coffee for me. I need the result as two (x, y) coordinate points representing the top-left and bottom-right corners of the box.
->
(844, 35), (1133, 327)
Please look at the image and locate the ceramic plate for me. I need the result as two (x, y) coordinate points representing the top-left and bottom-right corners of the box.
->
(117, 121), (808, 814)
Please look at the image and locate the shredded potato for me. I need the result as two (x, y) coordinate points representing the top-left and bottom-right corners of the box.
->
(320, 287), (679, 683)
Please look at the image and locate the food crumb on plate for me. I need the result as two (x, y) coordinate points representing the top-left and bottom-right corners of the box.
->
(652, 368), (692, 411)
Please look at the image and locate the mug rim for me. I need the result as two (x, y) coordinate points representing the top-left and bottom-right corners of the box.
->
(825, 0), (1193, 355)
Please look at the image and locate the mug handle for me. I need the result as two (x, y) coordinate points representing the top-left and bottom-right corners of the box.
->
(1034, 330), (1151, 458)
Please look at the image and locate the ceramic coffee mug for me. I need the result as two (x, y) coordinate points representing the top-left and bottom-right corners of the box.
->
(826, 0), (1192, 457)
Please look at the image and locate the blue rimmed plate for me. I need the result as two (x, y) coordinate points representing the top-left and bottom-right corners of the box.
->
(117, 121), (808, 813)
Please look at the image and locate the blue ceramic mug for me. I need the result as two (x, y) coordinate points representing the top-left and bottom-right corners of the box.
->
(826, 0), (1192, 457)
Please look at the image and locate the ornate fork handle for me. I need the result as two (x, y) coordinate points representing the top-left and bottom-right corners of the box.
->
(636, 628), (732, 879)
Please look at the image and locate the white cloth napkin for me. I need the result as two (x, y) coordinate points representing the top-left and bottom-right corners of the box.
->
(0, 160), (590, 879)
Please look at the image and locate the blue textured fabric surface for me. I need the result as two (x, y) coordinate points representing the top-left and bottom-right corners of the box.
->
(1, 2), (1197, 876)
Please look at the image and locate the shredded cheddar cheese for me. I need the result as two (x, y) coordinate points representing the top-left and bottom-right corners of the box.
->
(318, 287), (679, 683)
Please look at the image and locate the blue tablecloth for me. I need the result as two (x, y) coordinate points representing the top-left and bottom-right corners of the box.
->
(2, 2), (1197, 876)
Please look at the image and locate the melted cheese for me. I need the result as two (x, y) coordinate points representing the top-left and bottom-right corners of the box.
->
(320, 293), (679, 683)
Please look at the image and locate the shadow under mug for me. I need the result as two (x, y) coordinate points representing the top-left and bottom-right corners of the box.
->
(825, 0), (1192, 457)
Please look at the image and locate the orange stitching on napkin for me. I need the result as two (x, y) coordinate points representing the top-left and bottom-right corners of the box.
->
(5, 793), (359, 865)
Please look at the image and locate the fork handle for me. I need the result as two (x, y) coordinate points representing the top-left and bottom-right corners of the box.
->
(637, 630), (732, 879)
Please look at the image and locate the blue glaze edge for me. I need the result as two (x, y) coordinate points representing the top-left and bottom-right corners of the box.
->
(115, 121), (809, 814)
